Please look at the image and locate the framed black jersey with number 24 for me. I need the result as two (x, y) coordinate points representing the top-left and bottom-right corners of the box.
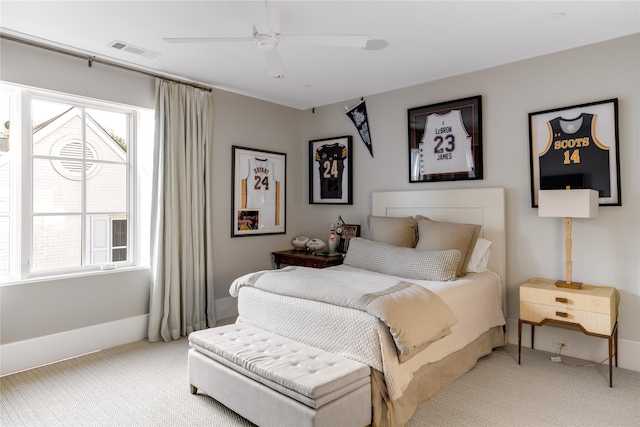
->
(529, 99), (621, 207)
(309, 136), (353, 205)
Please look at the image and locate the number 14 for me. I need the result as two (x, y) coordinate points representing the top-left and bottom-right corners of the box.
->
(564, 149), (580, 164)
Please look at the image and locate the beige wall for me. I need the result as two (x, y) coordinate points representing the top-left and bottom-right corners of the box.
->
(0, 38), (305, 347)
(300, 34), (640, 346)
(1, 34), (638, 366)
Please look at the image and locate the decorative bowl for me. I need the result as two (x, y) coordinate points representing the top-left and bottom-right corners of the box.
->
(291, 235), (309, 250)
(305, 238), (326, 252)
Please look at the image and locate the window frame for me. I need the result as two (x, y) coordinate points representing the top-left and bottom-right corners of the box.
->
(0, 82), (148, 283)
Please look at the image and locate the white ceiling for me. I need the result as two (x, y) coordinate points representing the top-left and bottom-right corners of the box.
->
(1, 1), (639, 110)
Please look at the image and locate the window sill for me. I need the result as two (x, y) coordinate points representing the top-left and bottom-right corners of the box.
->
(0, 265), (150, 287)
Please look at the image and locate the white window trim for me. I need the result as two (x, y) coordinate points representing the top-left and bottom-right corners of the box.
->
(0, 82), (150, 283)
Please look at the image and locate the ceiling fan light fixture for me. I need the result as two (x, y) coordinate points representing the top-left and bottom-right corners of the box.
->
(255, 34), (278, 51)
(363, 39), (389, 51)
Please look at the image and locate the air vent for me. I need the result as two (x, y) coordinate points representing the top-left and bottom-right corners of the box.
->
(108, 40), (159, 59)
(50, 139), (100, 180)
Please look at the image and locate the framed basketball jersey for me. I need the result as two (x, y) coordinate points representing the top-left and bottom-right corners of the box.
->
(232, 146), (286, 237)
(408, 95), (483, 183)
(529, 99), (620, 207)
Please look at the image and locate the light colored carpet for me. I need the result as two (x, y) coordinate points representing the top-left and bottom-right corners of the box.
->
(1, 336), (638, 427)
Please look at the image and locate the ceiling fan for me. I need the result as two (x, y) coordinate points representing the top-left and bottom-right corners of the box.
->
(163, 1), (368, 79)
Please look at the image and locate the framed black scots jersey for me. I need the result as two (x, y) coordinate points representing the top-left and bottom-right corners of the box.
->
(232, 146), (286, 237)
(529, 99), (621, 207)
(408, 95), (483, 183)
(309, 136), (353, 205)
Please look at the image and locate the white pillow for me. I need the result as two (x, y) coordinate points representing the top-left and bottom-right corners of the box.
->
(466, 238), (492, 273)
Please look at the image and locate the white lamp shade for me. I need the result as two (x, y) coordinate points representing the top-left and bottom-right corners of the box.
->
(538, 189), (599, 218)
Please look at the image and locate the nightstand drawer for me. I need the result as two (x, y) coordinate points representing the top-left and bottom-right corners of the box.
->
(520, 278), (616, 315)
(272, 250), (344, 269)
(520, 301), (615, 335)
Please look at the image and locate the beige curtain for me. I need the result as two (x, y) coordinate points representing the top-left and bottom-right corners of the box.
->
(148, 79), (215, 342)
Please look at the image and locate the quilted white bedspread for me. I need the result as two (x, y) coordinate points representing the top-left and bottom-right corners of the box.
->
(235, 265), (505, 401)
(230, 266), (458, 360)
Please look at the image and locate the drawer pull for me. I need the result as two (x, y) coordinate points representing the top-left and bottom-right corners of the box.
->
(555, 297), (568, 303)
(556, 311), (568, 318)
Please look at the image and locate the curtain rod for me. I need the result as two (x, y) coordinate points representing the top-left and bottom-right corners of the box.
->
(0, 33), (213, 93)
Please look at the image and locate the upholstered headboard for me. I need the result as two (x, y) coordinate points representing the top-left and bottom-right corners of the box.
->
(372, 188), (506, 312)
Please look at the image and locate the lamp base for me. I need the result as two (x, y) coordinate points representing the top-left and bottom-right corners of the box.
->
(555, 280), (582, 289)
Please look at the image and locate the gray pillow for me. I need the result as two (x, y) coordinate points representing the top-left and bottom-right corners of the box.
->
(344, 238), (460, 281)
(367, 215), (418, 248)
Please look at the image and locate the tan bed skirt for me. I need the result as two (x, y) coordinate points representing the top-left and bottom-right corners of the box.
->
(371, 326), (505, 427)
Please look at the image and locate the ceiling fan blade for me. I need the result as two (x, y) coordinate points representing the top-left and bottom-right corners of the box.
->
(252, 0), (280, 35)
(164, 37), (253, 44)
(266, 1), (281, 34)
(263, 49), (285, 79)
(280, 34), (368, 48)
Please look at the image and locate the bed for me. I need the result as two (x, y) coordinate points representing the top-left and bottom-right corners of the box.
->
(231, 188), (507, 427)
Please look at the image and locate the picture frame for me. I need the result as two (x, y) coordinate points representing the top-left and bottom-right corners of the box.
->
(528, 98), (620, 207)
(338, 224), (360, 254)
(408, 95), (483, 183)
(231, 145), (286, 237)
(309, 136), (353, 204)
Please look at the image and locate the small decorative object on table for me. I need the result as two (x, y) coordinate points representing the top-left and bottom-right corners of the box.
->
(328, 224), (339, 253)
(291, 235), (310, 250)
(305, 238), (326, 253)
(338, 223), (361, 253)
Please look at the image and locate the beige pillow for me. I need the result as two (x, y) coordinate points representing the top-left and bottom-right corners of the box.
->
(415, 217), (481, 276)
(367, 215), (418, 248)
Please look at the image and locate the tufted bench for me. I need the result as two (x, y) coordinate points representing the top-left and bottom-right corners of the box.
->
(188, 322), (372, 427)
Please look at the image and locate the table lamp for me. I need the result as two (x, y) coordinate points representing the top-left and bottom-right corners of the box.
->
(538, 188), (599, 289)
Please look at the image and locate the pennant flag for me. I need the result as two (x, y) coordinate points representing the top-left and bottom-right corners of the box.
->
(346, 100), (373, 157)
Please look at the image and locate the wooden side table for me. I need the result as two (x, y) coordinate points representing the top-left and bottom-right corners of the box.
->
(272, 250), (344, 269)
(518, 277), (619, 386)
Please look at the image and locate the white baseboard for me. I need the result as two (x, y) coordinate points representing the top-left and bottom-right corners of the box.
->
(0, 314), (148, 376)
(1, 298), (237, 376)
(215, 296), (238, 321)
(506, 318), (639, 372)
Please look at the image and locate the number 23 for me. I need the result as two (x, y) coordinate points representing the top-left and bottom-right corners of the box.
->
(434, 135), (455, 153)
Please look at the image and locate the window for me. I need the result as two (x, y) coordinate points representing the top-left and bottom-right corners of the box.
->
(111, 218), (127, 262)
(0, 83), (153, 281)
(0, 90), (12, 276)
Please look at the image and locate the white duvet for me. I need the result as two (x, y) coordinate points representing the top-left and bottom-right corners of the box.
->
(234, 265), (505, 401)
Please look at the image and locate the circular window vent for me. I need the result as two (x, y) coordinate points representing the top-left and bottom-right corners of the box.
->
(50, 138), (101, 180)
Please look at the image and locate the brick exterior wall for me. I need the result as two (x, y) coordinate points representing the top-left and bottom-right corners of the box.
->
(31, 111), (128, 270)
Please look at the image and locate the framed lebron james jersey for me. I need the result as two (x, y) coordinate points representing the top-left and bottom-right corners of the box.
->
(408, 95), (483, 183)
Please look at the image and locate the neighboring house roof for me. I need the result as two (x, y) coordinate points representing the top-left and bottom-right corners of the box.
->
(0, 108), (126, 155)
(33, 107), (73, 134)
(33, 107), (127, 162)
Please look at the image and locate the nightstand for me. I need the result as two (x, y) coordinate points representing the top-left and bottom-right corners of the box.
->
(518, 278), (619, 386)
(272, 250), (344, 269)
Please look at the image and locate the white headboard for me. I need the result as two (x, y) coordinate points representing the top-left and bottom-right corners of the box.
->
(372, 188), (506, 312)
